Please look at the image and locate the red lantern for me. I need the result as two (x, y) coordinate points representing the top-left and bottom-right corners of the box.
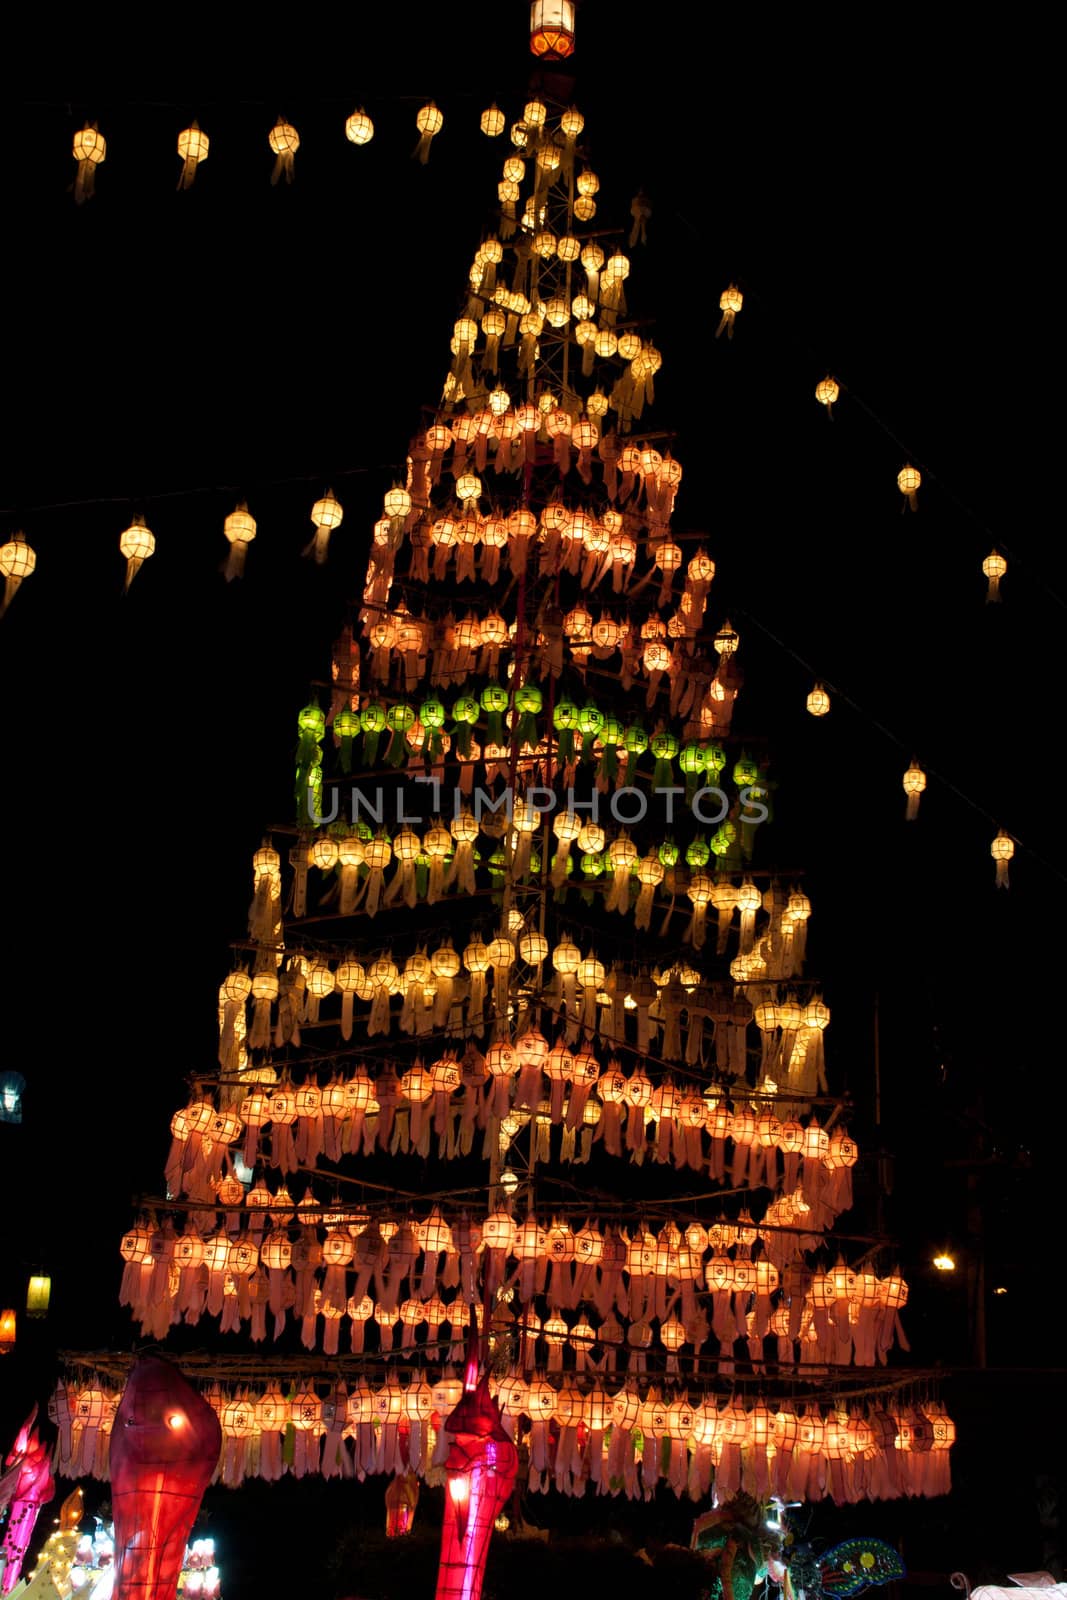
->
(109, 1354), (222, 1600)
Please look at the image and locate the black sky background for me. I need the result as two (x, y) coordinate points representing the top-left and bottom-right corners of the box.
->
(0, 12), (1060, 1592)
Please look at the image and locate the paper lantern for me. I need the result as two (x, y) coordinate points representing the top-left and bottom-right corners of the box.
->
(415, 102), (443, 164)
(222, 502), (256, 581)
(897, 464), (921, 511)
(268, 117), (300, 185)
(806, 683), (830, 717)
(982, 548), (1007, 602)
(109, 1355), (222, 1600)
(72, 122), (106, 203)
(991, 829), (1014, 888)
(345, 108), (374, 146)
(815, 374), (839, 416)
(0, 532), (35, 617)
(119, 514), (155, 592)
(716, 284), (743, 339)
(903, 760), (926, 821)
(176, 122), (209, 189)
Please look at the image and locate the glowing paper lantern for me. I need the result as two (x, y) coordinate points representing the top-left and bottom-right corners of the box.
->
(176, 122), (209, 189)
(806, 683), (830, 717)
(268, 117), (300, 185)
(415, 103), (444, 165)
(982, 548), (1007, 603)
(716, 284), (743, 340)
(72, 122), (106, 203)
(222, 502), (257, 581)
(109, 1354), (222, 1600)
(815, 375), (839, 416)
(119, 514), (155, 591)
(0, 532), (35, 617)
(902, 760), (926, 821)
(897, 465), (921, 511)
(991, 829), (1014, 888)
(345, 108), (374, 146)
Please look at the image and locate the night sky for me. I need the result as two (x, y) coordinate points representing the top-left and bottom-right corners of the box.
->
(0, 16), (1059, 1594)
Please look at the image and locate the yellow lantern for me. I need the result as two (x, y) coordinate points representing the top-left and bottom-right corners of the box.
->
(897, 464), (921, 511)
(902, 759), (926, 821)
(0, 531), (36, 616)
(72, 122), (106, 203)
(176, 121), (209, 189)
(345, 108), (374, 146)
(223, 501), (257, 581)
(480, 103), (505, 137)
(815, 374), (840, 417)
(716, 283), (743, 339)
(982, 548), (1007, 603)
(991, 829), (1014, 888)
(806, 683), (830, 717)
(268, 117), (300, 185)
(414, 102), (443, 165)
(530, 0), (575, 58)
(119, 514), (155, 592)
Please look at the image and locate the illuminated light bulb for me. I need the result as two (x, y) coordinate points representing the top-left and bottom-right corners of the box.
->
(176, 121), (209, 189)
(118, 515), (155, 592)
(345, 107), (374, 145)
(897, 464), (921, 511)
(806, 683), (830, 717)
(222, 502), (257, 582)
(982, 548), (1007, 603)
(815, 374), (839, 416)
(72, 122), (106, 203)
(414, 102), (443, 164)
(268, 116), (300, 184)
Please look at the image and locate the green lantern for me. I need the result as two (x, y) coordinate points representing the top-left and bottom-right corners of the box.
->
(384, 702), (416, 767)
(686, 836), (711, 868)
(679, 741), (706, 802)
(596, 716), (622, 787)
(334, 706), (359, 774)
(553, 698), (579, 765)
(514, 683), (543, 748)
(480, 683), (508, 747)
(733, 750), (759, 788)
(658, 837), (680, 868)
(360, 700), (387, 767)
(451, 694), (479, 761)
(650, 729), (679, 791)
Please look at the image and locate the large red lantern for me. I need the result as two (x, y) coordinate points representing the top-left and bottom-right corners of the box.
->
(109, 1354), (222, 1600)
(434, 1325), (518, 1600)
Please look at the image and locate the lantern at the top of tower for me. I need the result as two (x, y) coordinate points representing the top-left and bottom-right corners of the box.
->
(530, 0), (575, 58)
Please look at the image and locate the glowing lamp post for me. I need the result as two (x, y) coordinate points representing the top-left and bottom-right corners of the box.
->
(529, 0), (575, 58)
(434, 1325), (518, 1600)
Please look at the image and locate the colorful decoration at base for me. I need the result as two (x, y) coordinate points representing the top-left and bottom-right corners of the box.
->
(434, 1328), (518, 1600)
(108, 1354), (222, 1600)
(1, 1408), (55, 1595)
(816, 1539), (905, 1596)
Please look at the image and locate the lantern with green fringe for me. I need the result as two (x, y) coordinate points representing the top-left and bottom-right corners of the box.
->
(360, 701), (388, 766)
(481, 684), (509, 747)
(553, 698), (580, 764)
(385, 703), (416, 767)
(334, 706), (359, 774)
(515, 683), (543, 748)
(451, 695), (480, 760)
(650, 729), (679, 791)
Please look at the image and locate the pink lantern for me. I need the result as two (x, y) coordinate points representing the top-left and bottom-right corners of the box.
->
(109, 1354), (222, 1600)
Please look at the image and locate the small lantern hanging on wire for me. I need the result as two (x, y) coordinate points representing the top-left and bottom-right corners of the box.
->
(119, 515), (155, 592)
(0, 532), (36, 616)
(806, 683), (830, 718)
(414, 103), (443, 164)
(345, 108), (374, 146)
(716, 284), (743, 340)
(902, 760), (926, 821)
(815, 375), (839, 418)
(897, 465), (921, 512)
(268, 117), (300, 185)
(72, 122), (106, 203)
(991, 829), (1014, 889)
(176, 122), (209, 190)
(982, 549), (1007, 603)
